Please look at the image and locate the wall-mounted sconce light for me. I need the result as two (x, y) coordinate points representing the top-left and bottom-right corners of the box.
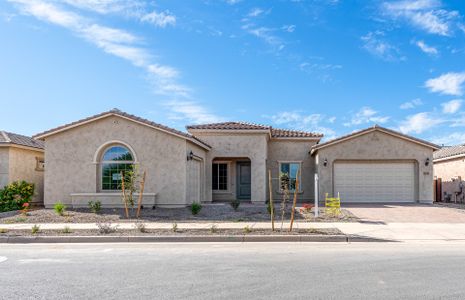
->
(425, 157), (430, 166)
(187, 150), (194, 161)
(323, 158), (328, 167)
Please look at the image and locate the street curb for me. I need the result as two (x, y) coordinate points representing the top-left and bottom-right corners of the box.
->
(0, 234), (385, 243)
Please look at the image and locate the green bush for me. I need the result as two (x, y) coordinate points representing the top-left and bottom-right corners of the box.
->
(31, 224), (40, 234)
(54, 202), (66, 216)
(88, 201), (102, 214)
(0, 181), (35, 212)
(230, 199), (240, 211)
(190, 202), (202, 215)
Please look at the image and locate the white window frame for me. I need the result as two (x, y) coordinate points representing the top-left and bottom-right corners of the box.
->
(212, 161), (230, 192)
(278, 161), (302, 192)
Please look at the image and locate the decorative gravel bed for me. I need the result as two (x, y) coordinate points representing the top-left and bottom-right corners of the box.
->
(0, 203), (358, 224)
(0, 227), (342, 237)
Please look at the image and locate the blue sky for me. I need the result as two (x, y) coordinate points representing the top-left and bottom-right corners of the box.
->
(1, 0), (465, 145)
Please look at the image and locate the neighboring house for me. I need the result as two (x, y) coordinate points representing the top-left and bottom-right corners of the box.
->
(311, 126), (439, 204)
(433, 145), (465, 202)
(0, 131), (45, 204)
(34, 109), (439, 208)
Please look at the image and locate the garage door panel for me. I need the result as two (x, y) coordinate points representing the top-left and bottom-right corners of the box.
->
(334, 162), (415, 203)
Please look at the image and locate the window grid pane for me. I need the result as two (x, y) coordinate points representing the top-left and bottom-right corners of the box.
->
(212, 163), (228, 191)
(280, 163), (300, 191)
(102, 163), (134, 190)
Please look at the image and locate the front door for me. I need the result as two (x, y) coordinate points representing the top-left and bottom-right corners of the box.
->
(236, 162), (251, 200)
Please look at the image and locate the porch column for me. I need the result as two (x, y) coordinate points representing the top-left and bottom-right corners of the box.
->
(251, 157), (267, 203)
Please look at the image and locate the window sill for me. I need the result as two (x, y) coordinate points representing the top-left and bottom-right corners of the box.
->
(212, 190), (232, 194)
(275, 190), (304, 195)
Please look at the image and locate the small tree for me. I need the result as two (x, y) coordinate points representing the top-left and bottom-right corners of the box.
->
(120, 165), (142, 218)
(279, 173), (290, 232)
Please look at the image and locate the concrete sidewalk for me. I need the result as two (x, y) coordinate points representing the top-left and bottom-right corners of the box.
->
(3, 221), (465, 242)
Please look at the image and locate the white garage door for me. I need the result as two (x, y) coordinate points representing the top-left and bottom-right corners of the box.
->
(334, 162), (415, 203)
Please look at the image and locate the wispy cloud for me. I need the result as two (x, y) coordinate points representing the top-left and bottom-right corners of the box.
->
(431, 132), (465, 146)
(164, 100), (224, 124)
(9, 0), (186, 97)
(415, 40), (438, 55)
(140, 10), (176, 27)
(247, 8), (264, 18)
(361, 31), (404, 61)
(381, 0), (461, 36)
(243, 25), (285, 51)
(344, 107), (390, 127)
(442, 99), (462, 114)
(266, 111), (337, 139)
(399, 112), (443, 134)
(425, 72), (465, 96)
(282, 24), (296, 33)
(400, 98), (423, 109)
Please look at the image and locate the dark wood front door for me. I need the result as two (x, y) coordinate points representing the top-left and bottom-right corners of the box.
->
(236, 162), (251, 200)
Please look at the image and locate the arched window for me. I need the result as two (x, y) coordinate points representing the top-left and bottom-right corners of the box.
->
(101, 145), (134, 191)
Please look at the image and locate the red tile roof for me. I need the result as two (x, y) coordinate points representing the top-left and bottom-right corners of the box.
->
(187, 122), (323, 139)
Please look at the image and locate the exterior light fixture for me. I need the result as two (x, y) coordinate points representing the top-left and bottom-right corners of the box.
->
(188, 151), (194, 161)
(323, 158), (328, 167)
(425, 157), (430, 166)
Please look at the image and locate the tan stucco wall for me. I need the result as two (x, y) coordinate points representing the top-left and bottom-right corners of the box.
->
(0, 148), (9, 189)
(315, 131), (434, 203)
(434, 158), (465, 181)
(190, 132), (268, 203)
(8, 147), (44, 204)
(43, 115), (205, 208)
(186, 141), (208, 203)
(267, 139), (318, 202)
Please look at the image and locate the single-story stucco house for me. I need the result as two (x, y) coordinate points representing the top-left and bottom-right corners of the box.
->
(33, 109), (439, 208)
(0, 131), (45, 204)
(433, 145), (465, 202)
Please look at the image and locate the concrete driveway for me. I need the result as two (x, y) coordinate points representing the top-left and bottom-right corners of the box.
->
(345, 203), (465, 223)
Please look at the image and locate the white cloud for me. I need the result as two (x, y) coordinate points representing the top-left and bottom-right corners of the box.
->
(164, 101), (223, 124)
(282, 24), (296, 33)
(425, 72), (465, 96)
(62, 0), (143, 15)
(415, 40), (438, 55)
(9, 0), (186, 98)
(225, 0), (242, 4)
(399, 112), (443, 134)
(400, 98), (423, 109)
(442, 99), (462, 114)
(382, 0), (460, 36)
(361, 31), (404, 61)
(244, 26), (284, 50)
(344, 107), (390, 127)
(140, 10), (176, 28)
(266, 111), (336, 139)
(431, 132), (465, 146)
(247, 8), (264, 18)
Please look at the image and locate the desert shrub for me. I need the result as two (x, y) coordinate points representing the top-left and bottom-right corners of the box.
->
(0, 228), (7, 234)
(62, 226), (72, 234)
(88, 201), (102, 214)
(230, 199), (240, 211)
(0, 181), (35, 212)
(243, 225), (252, 234)
(135, 222), (147, 233)
(31, 224), (40, 234)
(210, 224), (218, 233)
(172, 222), (178, 233)
(96, 222), (118, 234)
(190, 202), (202, 215)
(54, 202), (66, 216)
(267, 201), (275, 215)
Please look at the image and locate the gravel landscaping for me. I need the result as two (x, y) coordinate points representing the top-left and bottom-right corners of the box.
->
(0, 227), (342, 237)
(0, 203), (358, 224)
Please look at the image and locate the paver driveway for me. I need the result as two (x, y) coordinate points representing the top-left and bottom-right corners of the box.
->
(345, 203), (465, 223)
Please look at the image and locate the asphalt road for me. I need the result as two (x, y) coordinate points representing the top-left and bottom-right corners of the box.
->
(2, 242), (465, 299)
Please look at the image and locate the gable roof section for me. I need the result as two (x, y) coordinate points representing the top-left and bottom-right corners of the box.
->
(187, 121), (323, 139)
(310, 125), (440, 155)
(0, 131), (44, 150)
(33, 109), (211, 150)
(434, 145), (465, 161)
